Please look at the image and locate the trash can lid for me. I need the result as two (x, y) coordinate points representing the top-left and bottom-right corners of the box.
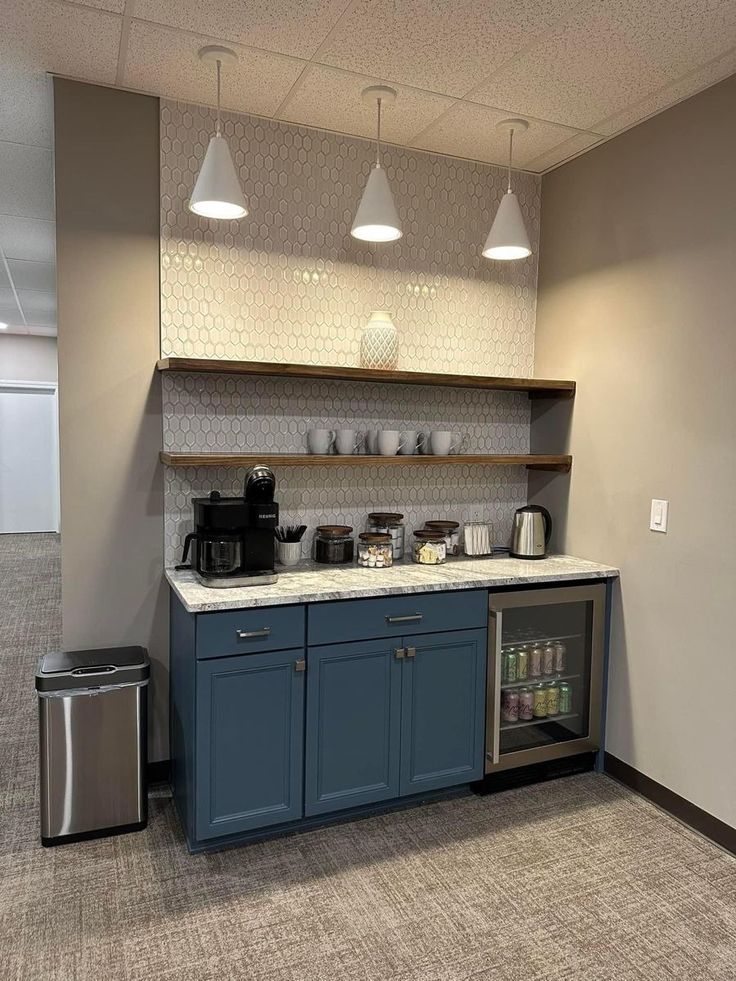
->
(36, 646), (149, 692)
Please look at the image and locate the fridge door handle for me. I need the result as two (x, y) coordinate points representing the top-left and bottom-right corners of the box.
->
(487, 609), (502, 766)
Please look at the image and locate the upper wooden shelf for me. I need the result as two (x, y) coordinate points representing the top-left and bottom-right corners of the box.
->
(157, 358), (575, 399)
(160, 452), (572, 473)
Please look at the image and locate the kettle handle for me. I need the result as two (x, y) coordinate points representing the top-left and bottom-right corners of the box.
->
(538, 505), (553, 546)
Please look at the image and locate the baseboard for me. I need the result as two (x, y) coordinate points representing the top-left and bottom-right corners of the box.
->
(147, 759), (170, 784)
(604, 753), (735, 856)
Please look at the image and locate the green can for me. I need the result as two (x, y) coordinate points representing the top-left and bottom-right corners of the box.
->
(504, 650), (518, 684)
(516, 648), (529, 681)
(558, 682), (573, 714)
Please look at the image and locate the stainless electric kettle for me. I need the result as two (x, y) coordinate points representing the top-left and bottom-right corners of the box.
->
(510, 505), (552, 559)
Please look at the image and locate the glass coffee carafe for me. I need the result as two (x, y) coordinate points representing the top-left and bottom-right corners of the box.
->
(182, 532), (243, 577)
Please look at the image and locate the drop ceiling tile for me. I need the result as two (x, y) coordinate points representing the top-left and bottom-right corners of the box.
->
(125, 20), (305, 117)
(0, 288), (23, 324)
(0, 264), (9, 288)
(73, 0), (125, 11)
(0, 67), (53, 147)
(0, 217), (56, 263)
(316, 0), (581, 98)
(278, 65), (454, 145)
(411, 101), (584, 169)
(0, 144), (54, 221)
(7, 259), (56, 293)
(17, 289), (56, 327)
(133, 0), (350, 60)
(592, 45), (736, 135)
(471, 1), (679, 130)
(524, 131), (604, 172)
(0, 0), (121, 85)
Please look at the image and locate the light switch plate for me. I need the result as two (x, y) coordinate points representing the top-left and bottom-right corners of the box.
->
(650, 499), (669, 533)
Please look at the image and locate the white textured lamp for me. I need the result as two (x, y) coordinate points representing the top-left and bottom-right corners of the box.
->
(483, 119), (532, 261)
(351, 86), (402, 243)
(189, 46), (248, 220)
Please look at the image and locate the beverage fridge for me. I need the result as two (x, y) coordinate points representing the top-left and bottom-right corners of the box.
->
(485, 583), (607, 773)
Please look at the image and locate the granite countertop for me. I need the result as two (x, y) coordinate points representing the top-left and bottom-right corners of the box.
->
(166, 554), (619, 613)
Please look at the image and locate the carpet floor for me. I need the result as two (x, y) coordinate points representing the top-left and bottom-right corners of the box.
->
(1, 533), (736, 981)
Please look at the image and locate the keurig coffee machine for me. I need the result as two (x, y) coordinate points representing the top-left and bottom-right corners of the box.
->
(181, 465), (279, 587)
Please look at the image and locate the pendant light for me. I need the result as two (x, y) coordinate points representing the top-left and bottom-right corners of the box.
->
(482, 119), (531, 261)
(351, 86), (402, 243)
(189, 46), (248, 220)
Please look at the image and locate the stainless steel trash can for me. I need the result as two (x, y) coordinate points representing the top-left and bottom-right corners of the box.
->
(36, 647), (149, 846)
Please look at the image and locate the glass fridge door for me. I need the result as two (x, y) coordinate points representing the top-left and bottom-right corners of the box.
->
(486, 583), (606, 773)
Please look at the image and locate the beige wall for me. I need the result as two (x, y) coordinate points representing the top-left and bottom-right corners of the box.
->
(0, 334), (57, 382)
(530, 74), (736, 827)
(54, 79), (168, 761)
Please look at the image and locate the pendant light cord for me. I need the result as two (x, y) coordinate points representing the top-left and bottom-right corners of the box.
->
(376, 97), (382, 168)
(216, 59), (222, 136)
(507, 128), (514, 193)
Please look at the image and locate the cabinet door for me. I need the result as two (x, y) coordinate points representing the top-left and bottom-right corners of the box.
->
(400, 628), (486, 796)
(305, 639), (402, 816)
(196, 648), (304, 840)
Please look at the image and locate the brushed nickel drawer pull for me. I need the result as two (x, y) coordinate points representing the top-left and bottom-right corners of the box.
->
(236, 628), (272, 640)
(394, 648), (405, 659)
(294, 659), (306, 673)
(385, 614), (423, 624)
(405, 646), (416, 658)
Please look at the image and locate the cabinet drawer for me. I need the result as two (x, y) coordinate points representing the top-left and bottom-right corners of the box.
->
(196, 605), (305, 660)
(308, 589), (487, 646)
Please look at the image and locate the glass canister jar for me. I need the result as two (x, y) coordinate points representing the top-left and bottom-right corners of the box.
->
(357, 533), (393, 569)
(314, 525), (354, 564)
(367, 512), (405, 559)
(412, 529), (447, 565)
(424, 520), (461, 556)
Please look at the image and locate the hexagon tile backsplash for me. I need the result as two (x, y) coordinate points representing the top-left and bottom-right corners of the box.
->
(160, 100), (540, 375)
(162, 372), (531, 563)
(160, 100), (541, 564)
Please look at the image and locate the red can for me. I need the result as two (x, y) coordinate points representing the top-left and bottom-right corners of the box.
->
(518, 688), (534, 721)
(501, 689), (520, 723)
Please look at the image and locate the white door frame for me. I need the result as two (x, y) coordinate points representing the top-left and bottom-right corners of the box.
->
(0, 379), (60, 533)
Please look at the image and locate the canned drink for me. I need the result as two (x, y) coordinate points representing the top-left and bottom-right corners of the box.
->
(501, 690), (520, 723)
(529, 645), (543, 679)
(504, 651), (518, 684)
(516, 648), (529, 681)
(546, 683), (560, 716)
(542, 644), (556, 676)
(553, 641), (566, 674)
(532, 684), (548, 718)
(518, 688), (534, 721)
(558, 683), (573, 714)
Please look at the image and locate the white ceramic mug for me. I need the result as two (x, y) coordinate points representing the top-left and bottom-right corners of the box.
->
(417, 432), (430, 455)
(277, 541), (302, 566)
(335, 429), (361, 455)
(307, 428), (335, 454)
(398, 431), (418, 455)
(366, 430), (380, 454)
(377, 430), (403, 456)
(429, 430), (453, 455)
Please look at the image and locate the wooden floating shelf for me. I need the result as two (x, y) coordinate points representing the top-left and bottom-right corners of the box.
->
(160, 452), (572, 473)
(157, 358), (575, 399)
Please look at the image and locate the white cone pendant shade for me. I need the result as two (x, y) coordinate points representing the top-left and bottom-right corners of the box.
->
(482, 118), (532, 261)
(351, 86), (402, 243)
(189, 46), (247, 220)
(482, 190), (531, 260)
(189, 134), (248, 219)
(351, 164), (402, 242)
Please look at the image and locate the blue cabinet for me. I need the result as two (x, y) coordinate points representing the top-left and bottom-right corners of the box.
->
(305, 639), (402, 816)
(305, 627), (487, 816)
(195, 648), (305, 840)
(400, 629), (486, 795)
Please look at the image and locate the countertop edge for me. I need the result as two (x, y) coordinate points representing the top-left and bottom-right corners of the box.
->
(165, 559), (619, 614)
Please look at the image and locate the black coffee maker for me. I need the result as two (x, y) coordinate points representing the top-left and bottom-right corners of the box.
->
(181, 466), (279, 588)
